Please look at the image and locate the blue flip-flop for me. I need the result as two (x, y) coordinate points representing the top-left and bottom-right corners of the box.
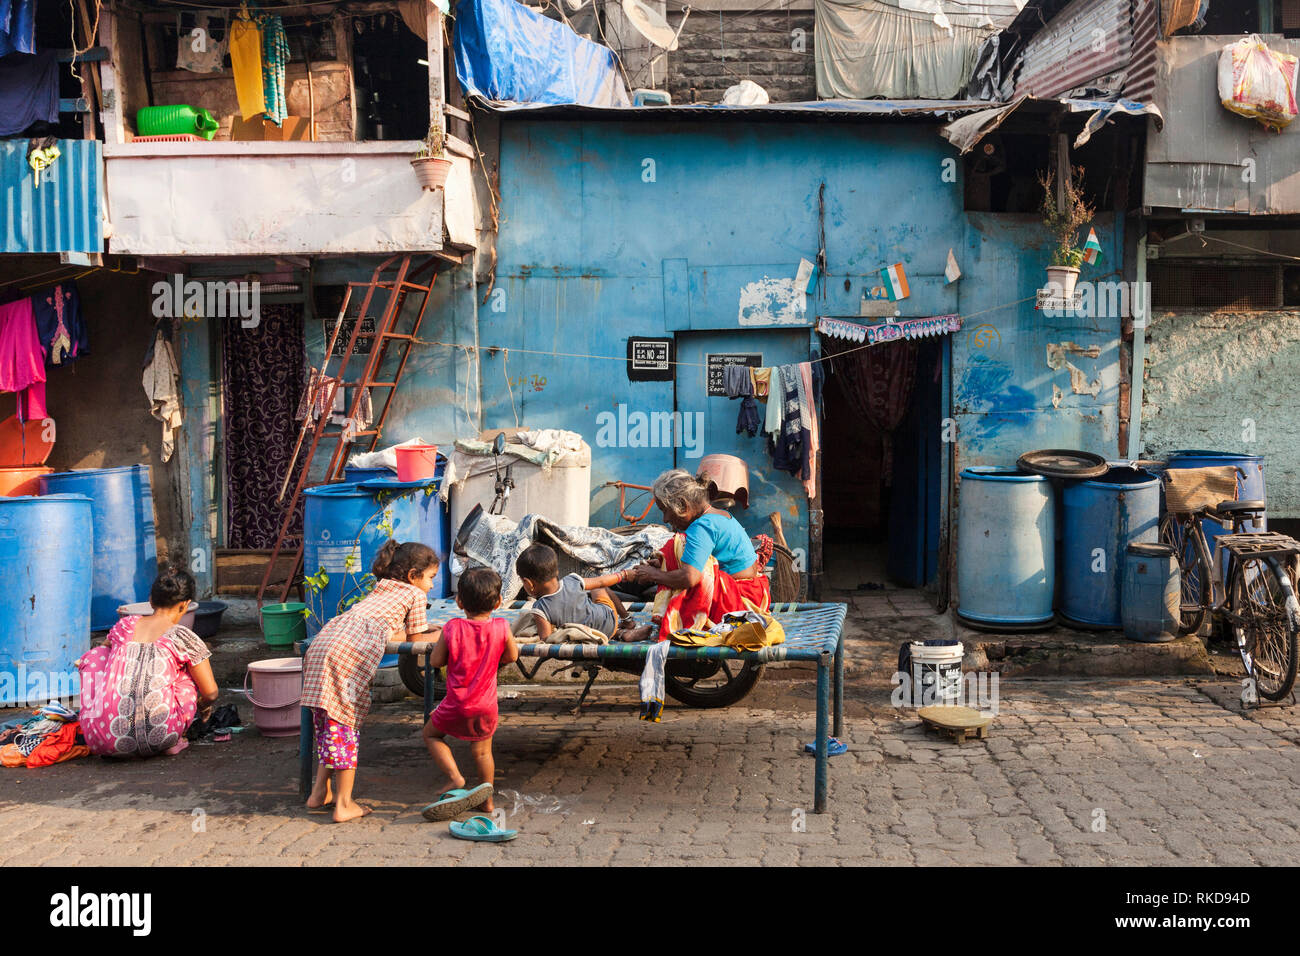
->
(803, 738), (848, 756)
(421, 783), (493, 822)
(449, 814), (517, 843)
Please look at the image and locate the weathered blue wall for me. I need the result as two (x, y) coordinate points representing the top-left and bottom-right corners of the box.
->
(337, 119), (1127, 572)
(953, 212), (1125, 468)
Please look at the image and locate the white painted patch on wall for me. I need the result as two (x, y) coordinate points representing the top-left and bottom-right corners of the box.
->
(738, 277), (807, 326)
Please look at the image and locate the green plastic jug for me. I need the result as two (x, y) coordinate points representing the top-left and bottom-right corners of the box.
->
(136, 105), (220, 140)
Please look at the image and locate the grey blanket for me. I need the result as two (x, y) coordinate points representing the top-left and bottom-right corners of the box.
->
(456, 512), (672, 602)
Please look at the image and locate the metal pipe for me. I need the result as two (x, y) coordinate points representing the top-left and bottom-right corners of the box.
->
(1128, 235), (1147, 458)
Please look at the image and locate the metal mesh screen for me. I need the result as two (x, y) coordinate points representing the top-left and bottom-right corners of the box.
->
(1150, 261), (1281, 310)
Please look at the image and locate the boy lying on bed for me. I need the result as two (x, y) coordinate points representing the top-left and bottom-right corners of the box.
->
(515, 544), (654, 642)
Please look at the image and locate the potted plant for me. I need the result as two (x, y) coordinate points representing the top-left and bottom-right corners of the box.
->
(1037, 165), (1096, 298)
(411, 116), (453, 190)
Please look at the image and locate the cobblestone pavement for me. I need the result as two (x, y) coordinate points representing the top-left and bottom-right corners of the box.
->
(2, 671), (1298, 866)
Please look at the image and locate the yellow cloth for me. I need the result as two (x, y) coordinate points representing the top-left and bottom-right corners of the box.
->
(751, 367), (772, 398)
(669, 612), (785, 651)
(229, 17), (266, 120)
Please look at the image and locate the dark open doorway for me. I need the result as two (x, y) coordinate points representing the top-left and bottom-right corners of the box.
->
(819, 336), (945, 593)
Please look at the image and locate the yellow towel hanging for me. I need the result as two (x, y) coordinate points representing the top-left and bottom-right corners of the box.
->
(229, 14), (266, 120)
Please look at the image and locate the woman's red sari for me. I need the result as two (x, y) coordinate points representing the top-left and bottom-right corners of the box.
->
(651, 532), (771, 641)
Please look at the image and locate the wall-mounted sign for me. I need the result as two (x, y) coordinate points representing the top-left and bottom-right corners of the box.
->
(627, 337), (673, 381)
(330, 316), (376, 357)
(706, 352), (762, 397)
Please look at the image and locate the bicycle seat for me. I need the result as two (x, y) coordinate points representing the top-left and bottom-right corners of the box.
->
(1215, 499), (1266, 515)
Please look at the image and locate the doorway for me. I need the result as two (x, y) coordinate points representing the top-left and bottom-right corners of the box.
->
(221, 304), (306, 549)
(819, 336), (945, 592)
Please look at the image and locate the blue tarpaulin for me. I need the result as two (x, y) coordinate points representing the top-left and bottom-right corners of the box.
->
(454, 0), (629, 108)
(0, 0), (38, 57)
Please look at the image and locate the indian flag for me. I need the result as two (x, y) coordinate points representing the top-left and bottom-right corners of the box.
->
(880, 262), (910, 301)
(1083, 228), (1103, 265)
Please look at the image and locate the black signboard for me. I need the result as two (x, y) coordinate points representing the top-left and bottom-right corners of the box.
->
(706, 352), (762, 397)
(627, 337), (674, 382)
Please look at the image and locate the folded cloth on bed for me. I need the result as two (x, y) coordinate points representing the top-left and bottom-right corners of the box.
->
(510, 610), (608, 645)
(669, 610), (785, 651)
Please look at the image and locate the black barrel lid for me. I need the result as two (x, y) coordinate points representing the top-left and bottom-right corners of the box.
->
(1128, 542), (1175, 557)
(1016, 449), (1110, 480)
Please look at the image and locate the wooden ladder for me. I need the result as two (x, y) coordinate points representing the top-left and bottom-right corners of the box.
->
(256, 253), (443, 605)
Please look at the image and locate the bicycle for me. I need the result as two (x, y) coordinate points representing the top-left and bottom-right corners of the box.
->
(1158, 478), (1300, 702)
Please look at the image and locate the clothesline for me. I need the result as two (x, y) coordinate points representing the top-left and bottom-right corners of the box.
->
(405, 293), (1040, 370)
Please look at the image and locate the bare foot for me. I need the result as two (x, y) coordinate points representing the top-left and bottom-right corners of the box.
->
(333, 803), (372, 824)
(444, 774), (466, 794)
(619, 624), (655, 642)
(305, 797), (334, 811)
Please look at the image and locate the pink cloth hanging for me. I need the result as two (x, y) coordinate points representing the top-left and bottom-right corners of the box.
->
(0, 299), (47, 422)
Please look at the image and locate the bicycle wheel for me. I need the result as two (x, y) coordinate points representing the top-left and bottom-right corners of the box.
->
(1228, 555), (1300, 702)
(1159, 512), (1211, 636)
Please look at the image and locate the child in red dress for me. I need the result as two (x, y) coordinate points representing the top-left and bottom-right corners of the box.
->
(421, 567), (519, 821)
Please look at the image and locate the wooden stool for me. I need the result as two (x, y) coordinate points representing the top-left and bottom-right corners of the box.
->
(918, 705), (992, 744)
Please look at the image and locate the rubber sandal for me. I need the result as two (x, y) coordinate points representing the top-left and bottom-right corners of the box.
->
(421, 783), (493, 822)
(449, 814), (517, 843)
(803, 737), (847, 756)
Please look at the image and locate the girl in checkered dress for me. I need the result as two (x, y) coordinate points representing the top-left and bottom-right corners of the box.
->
(302, 540), (440, 823)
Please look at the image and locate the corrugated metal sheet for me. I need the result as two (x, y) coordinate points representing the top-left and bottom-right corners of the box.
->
(1008, 0), (1133, 98)
(1127, 0), (1157, 102)
(0, 140), (103, 254)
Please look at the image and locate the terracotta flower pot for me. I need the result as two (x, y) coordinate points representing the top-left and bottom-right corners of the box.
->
(411, 156), (453, 190)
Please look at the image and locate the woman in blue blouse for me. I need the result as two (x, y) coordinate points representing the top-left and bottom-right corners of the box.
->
(628, 470), (771, 639)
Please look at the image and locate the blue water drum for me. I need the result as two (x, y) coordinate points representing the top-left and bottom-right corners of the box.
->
(39, 465), (158, 631)
(303, 468), (447, 665)
(1165, 450), (1266, 578)
(343, 466), (396, 483)
(0, 495), (93, 706)
(1122, 542), (1180, 643)
(359, 473), (450, 600)
(957, 468), (1055, 629)
(1060, 466), (1160, 628)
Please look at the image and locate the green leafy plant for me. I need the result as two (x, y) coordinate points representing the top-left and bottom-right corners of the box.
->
(1038, 166), (1095, 268)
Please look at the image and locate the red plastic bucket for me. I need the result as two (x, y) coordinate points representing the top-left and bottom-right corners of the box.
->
(394, 444), (440, 482)
(0, 466), (51, 496)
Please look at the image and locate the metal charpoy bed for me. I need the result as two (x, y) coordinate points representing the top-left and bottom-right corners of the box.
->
(299, 600), (848, 813)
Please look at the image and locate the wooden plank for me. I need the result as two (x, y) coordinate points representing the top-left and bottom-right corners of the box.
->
(443, 102), (470, 122)
(445, 132), (475, 160)
(53, 46), (109, 62)
(59, 98), (90, 113)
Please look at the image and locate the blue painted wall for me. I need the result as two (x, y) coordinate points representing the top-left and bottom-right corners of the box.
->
(307, 119), (1128, 577)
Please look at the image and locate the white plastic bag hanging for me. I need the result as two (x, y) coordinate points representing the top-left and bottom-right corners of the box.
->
(1217, 34), (1299, 131)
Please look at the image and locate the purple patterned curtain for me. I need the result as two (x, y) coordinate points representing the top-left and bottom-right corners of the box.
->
(222, 303), (306, 549)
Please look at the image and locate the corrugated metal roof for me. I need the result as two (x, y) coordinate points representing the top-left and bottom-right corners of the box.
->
(476, 97), (1010, 118)
(1008, 0), (1133, 98)
(1126, 0), (1158, 102)
(0, 140), (103, 254)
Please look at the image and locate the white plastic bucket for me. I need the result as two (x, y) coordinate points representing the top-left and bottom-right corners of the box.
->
(245, 657), (303, 737)
(910, 641), (964, 707)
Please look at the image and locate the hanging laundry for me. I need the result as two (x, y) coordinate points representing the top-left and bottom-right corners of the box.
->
(798, 362), (820, 499)
(142, 321), (183, 462)
(751, 366), (771, 399)
(764, 366), (783, 436)
(639, 638), (670, 722)
(0, 49), (58, 136)
(0, 0), (37, 57)
(32, 280), (88, 365)
(723, 363), (760, 437)
(228, 14), (266, 120)
(260, 14), (290, 126)
(0, 297), (47, 422)
(769, 365), (803, 476)
(176, 11), (229, 74)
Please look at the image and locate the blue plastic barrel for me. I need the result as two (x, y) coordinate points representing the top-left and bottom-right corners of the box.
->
(1165, 451), (1265, 578)
(343, 466), (396, 483)
(1060, 466), (1159, 628)
(0, 495), (93, 706)
(1122, 542), (1179, 643)
(303, 468), (447, 666)
(957, 468), (1055, 628)
(39, 465), (158, 631)
(359, 473), (450, 600)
